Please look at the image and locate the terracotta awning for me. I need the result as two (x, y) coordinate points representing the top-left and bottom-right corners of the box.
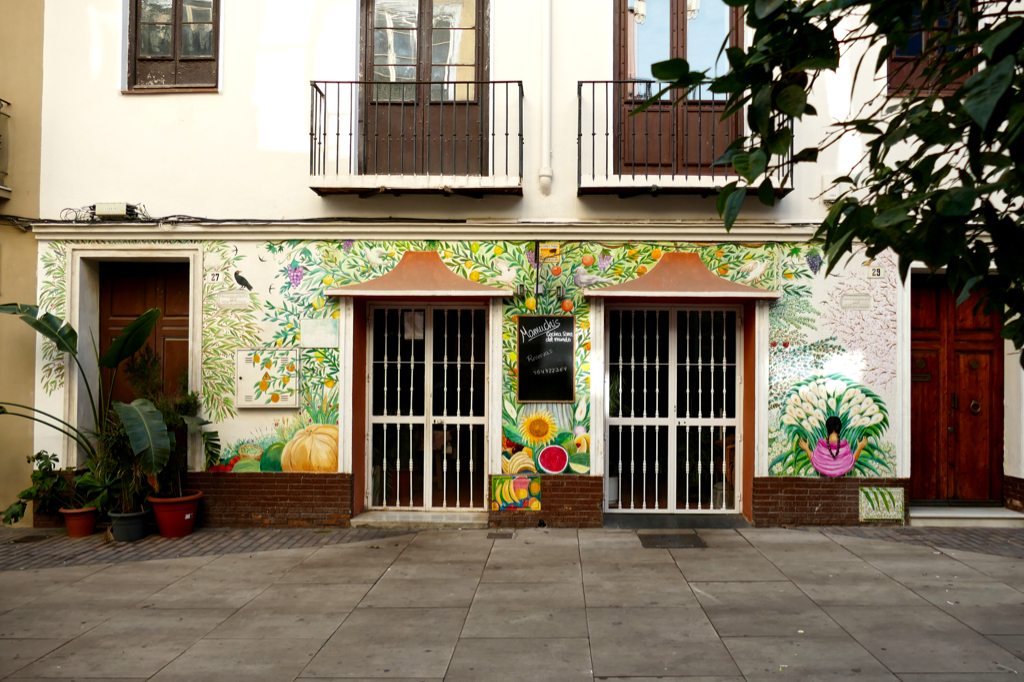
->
(325, 250), (512, 298)
(583, 252), (781, 299)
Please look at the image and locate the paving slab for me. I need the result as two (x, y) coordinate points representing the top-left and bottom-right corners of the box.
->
(690, 580), (844, 637)
(826, 605), (1024, 674)
(582, 572), (698, 607)
(0, 638), (68, 678)
(303, 607), (466, 678)
(723, 635), (899, 680)
(781, 560), (927, 606)
(208, 583), (370, 639)
(16, 608), (233, 678)
(149, 637), (323, 682)
(0, 606), (119, 640)
(988, 635), (1024, 659)
(444, 637), (593, 682)
(359, 577), (479, 608)
(671, 546), (788, 582)
(482, 545), (581, 582)
(462, 581), (587, 638)
(914, 580), (1024, 634)
(587, 606), (740, 678)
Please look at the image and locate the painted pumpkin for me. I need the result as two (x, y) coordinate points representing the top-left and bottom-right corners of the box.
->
(281, 425), (339, 472)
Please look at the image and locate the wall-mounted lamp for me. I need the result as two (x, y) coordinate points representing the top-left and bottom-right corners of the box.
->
(555, 285), (565, 299)
(634, 0), (647, 23)
(515, 283), (527, 298)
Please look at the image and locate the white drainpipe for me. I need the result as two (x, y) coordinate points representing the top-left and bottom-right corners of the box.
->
(538, 0), (553, 195)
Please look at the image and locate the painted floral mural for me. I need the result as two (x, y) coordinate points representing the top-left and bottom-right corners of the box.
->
(31, 236), (900, 482)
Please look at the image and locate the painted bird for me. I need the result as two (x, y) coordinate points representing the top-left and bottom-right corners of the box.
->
(573, 266), (614, 288)
(492, 260), (519, 285)
(737, 259), (768, 284)
(365, 247), (389, 267)
(234, 270), (253, 291)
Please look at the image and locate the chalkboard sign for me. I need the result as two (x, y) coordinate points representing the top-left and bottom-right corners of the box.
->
(517, 315), (575, 403)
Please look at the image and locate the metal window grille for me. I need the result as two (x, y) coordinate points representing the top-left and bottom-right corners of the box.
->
(606, 307), (741, 512)
(368, 306), (487, 510)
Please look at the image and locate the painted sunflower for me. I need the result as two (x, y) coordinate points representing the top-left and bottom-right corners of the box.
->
(518, 410), (557, 448)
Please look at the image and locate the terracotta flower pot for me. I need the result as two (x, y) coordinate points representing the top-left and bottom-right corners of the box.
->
(149, 490), (203, 538)
(59, 507), (98, 538)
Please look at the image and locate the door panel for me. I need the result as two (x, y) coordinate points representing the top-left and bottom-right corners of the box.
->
(99, 262), (191, 404)
(910, 275), (1002, 502)
(953, 351), (993, 500)
(909, 349), (942, 500)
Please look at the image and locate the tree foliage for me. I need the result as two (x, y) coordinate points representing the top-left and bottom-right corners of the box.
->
(646, 0), (1024, 362)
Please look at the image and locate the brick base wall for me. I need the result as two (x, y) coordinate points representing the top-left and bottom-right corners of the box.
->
(488, 475), (603, 528)
(752, 477), (909, 526)
(1006, 475), (1024, 513)
(187, 473), (352, 528)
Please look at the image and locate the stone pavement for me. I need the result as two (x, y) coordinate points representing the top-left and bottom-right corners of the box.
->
(0, 527), (421, 572)
(1, 528), (1023, 681)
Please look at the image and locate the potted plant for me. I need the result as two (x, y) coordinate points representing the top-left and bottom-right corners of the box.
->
(1, 450), (98, 537)
(121, 346), (219, 538)
(0, 305), (181, 542)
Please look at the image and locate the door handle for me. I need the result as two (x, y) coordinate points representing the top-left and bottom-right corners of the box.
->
(952, 393), (958, 410)
(970, 400), (982, 415)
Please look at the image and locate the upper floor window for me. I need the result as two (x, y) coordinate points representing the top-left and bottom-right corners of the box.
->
(887, 1), (965, 95)
(363, 0), (486, 100)
(619, 0), (739, 98)
(128, 0), (219, 92)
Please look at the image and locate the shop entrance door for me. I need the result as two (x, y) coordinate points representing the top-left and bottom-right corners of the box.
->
(910, 276), (1004, 501)
(367, 305), (487, 510)
(606, 307), (741, 512)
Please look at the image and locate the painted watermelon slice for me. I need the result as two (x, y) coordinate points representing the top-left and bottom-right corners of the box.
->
(538, 445), (568, 474)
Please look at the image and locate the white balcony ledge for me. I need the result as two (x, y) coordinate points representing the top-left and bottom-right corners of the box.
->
(310, 173), (523, 198)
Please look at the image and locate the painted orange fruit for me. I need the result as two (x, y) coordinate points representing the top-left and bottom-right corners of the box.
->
(581, 254), (595, 266)
(270, 393), (281, 403)
(718, 266), (730, 275)
(561, 299), (574, 312)
(551, 265), (562, 276)
(651, 248), (663, 260)
(469, 271), (481, 282)
(637, 265), (648, 275)
(259, 380), (269, 392)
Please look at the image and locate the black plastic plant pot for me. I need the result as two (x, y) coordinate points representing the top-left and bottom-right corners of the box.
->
(108, 509), (149, 542)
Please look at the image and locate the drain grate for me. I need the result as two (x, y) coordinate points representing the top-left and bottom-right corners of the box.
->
(8, 534), (52, 545)
(487, 531), (514, 540)
(639, 533), (707, 549)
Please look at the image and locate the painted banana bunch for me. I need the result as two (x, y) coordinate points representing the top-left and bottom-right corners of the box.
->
(501, 450), (537, 475)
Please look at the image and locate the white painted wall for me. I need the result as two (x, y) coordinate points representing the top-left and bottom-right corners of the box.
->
(1005, 341), (1023, 480)
(38, 0), (879, 225)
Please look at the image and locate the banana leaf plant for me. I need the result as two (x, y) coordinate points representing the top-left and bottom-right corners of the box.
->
(0, 304), (176, 506)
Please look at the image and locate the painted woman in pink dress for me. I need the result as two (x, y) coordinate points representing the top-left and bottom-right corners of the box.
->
(798, 416), (869, 477)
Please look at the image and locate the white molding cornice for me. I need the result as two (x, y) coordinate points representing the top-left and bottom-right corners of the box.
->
(29, 220), (821, 242)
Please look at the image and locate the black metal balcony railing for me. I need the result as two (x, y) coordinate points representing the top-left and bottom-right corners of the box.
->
(0, 98), (10, 190)
(310, 80), (524, 187)
(577, 81), (794, 194)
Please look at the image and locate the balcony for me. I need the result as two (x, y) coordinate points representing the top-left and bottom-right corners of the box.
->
(0, 98), (9, 199)
(577, 81), (794, 198)
(309, 80), (524, 198)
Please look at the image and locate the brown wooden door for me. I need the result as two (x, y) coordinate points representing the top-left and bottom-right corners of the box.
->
(99, 262), (190, 404)
(910, 275), (1003, 501)
(362, 0), (488, 177)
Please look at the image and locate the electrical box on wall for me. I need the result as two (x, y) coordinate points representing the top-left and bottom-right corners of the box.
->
(94, 203), (128, 219)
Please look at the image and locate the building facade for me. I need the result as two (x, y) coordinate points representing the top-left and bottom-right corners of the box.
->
(24, 0), (1024, 527)
(0, 0), (44, 525)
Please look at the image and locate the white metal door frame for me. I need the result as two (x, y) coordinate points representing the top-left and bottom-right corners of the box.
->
(603, 304), (744, 513)
(365, 303), (489, 511)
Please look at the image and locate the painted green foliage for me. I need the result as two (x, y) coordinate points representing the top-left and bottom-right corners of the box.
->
(202, 241), (262, 422)
(859, 487), (904, 521)
(37, 242), (68, 394)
